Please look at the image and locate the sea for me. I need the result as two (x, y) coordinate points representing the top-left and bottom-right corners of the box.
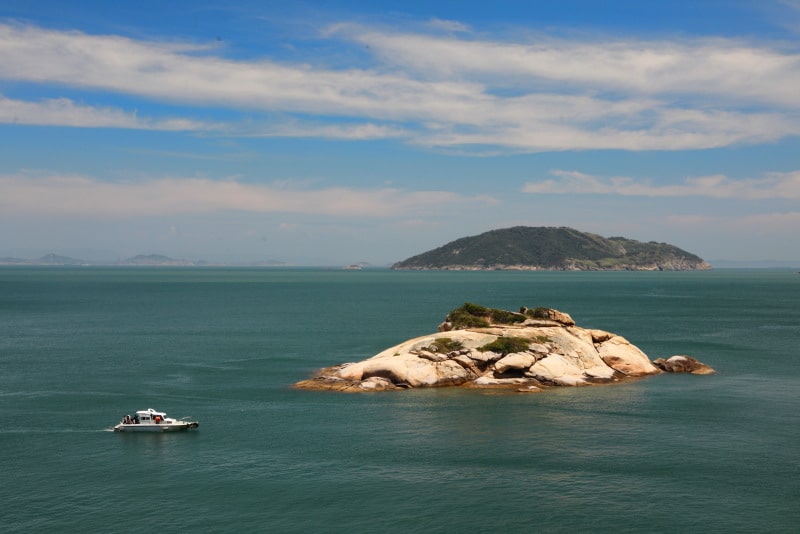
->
(1, 267), (798, 533)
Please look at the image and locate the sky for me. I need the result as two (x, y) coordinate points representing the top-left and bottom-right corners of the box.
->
(1, 0), (799, 266)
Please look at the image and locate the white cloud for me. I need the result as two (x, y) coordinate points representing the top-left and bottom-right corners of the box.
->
(522, 170), (800, 199)
(0, 23), (452, 119)
(2, 22), (800, 151)
(0, 173), (491, 218)
(420, 107), (797, 151)
(0, 94), (408, 140)
(333, 24), (800, 107)
(244, 120), (409, 140)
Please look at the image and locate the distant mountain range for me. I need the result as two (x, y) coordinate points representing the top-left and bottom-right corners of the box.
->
(0, 253), (287, 267)
(392, 226), (712, 271)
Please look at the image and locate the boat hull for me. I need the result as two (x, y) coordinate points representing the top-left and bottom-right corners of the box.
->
(113, 422), (199, 432)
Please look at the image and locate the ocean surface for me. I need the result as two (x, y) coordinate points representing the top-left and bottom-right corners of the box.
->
(1, 267), (798, 533)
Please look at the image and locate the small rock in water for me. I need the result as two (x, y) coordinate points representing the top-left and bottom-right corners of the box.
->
(653, 355), (715, 375)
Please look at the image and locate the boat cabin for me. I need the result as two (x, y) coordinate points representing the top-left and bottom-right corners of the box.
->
(123, 408), (169, 425)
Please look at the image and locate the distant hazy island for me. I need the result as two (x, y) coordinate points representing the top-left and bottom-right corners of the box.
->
(392, 226), (712, 271)
(0, 253), (288, 267)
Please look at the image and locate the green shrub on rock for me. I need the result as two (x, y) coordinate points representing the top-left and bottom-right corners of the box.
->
(446, 303), (491, 329)
(430, 337), (464, 352)
(447, 302), (528, 329)
(478, 336), (531, 355)
(490, 309), (526, 324)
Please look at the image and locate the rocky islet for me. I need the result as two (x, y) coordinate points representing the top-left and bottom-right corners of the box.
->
(294, 304), (714, 392)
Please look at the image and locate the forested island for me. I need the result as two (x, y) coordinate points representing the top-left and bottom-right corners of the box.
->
(392, 226), (711, 271)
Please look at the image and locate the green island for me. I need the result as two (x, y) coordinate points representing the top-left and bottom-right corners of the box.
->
(392, 226), (711, 271)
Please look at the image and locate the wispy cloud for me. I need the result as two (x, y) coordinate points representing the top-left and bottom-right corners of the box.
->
(241, 120), (409, 140)
(0, 23), (443, 118)
(731, 210), (800, 230)
(2, 22), (800, 151)
(664, 210), (800, 230)
(333, 24), (800, 107)
(0, 93), (410, 140)
(779, 0), (800, 11)
(522, 169), (800, 200)
(0, 94), (214, 130)
(775, 0), (800, 34)
(0, 173), (493, 218)
(425, 18), (471, 33)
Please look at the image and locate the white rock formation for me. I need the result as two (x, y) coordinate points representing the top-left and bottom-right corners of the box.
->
(295, 305), (712, 392)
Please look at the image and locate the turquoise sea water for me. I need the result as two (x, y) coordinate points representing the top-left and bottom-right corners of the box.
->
(1, 267), (798, 533)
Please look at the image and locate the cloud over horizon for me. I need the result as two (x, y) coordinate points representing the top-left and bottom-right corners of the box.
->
(0, 173), (493, 218)
(523, 169), (800, 200)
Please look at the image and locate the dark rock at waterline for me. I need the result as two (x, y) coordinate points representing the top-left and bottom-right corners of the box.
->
(653, 355), (715, 375)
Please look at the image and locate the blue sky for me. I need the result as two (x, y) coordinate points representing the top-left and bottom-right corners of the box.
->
(1, 0), (799, 265)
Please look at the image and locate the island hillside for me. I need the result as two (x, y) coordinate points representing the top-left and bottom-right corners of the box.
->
(294, 303), (714, 392)
(392, 226), (711, 271)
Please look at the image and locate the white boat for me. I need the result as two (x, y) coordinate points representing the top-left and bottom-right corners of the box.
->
(113, 408), (199, 432)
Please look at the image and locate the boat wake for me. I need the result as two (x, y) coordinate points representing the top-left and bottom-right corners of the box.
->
(1, 428), (112, 434)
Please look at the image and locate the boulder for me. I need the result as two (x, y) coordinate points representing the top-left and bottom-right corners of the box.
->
(545, 309), (576, 326)
(521, 307), (576, 326)
(357, 355), (473, 387)
(595, 334), (660, 376)
(527, 353), (589, 386)
(653, 355), (715, 375)
(494, 352), (536, 374)
(467, 350), (502, 364)
(540, 328), (616, 380)
(418, 350), (447, 362)
(527, 343), (550, 354)
(452, 354), (483, 376)
(358, 376), (400, 391)
(471, 375), (537, 387)
(588, 329), (615, 343)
